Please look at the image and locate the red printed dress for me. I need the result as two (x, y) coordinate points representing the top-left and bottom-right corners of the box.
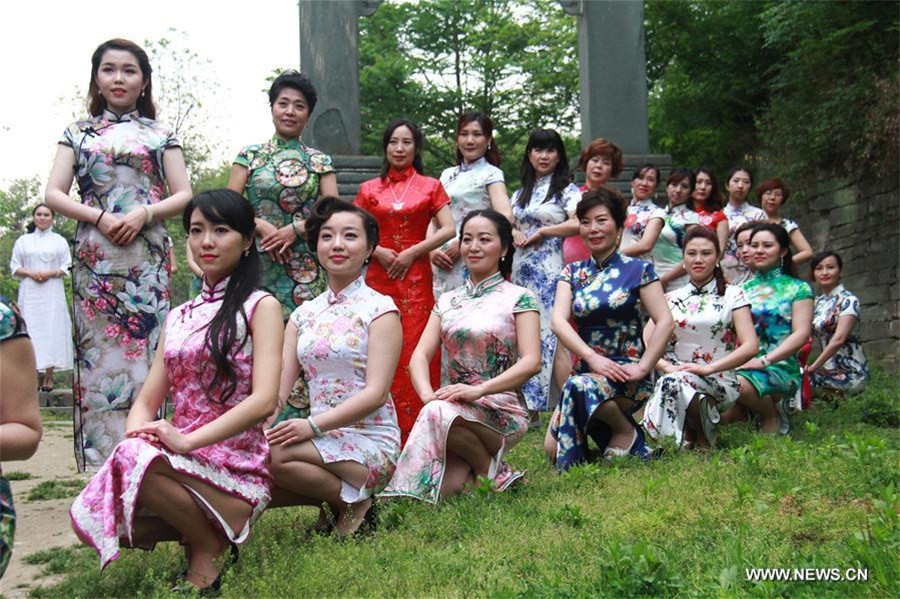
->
(69, 278), (273, 570)
(355, 166), (450, 442)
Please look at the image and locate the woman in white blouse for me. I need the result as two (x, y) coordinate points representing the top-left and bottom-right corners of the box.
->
(10, 204), (73, 391)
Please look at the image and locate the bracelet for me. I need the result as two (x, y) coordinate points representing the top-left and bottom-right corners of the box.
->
(307, 416), (324, 437)
(291, 219), (302, 239)
(95, 210), (106, 227)
(760, 355), (770, 368)
(142, 204), (154, 223)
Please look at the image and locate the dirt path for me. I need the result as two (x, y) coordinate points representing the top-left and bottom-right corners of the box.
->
(1, 422), (87, 598)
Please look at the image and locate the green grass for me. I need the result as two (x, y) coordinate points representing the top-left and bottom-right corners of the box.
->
(27, 370), (900, 598)
(26, 479), (85, 502)
(4, 471), (34, 481)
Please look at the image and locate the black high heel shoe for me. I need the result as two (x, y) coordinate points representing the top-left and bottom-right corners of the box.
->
(173, 542), (238, 595)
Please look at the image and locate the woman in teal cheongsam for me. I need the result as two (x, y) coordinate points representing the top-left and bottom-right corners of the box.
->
(722, 223), (813, 434)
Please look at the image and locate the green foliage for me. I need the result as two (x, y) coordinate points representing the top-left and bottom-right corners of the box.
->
(26, 478), (85, 502)
(27, 372), (900, 598)
(359, 0), (579, 187)
(3, 470), (34, 481)
(645, 0), (899, 186)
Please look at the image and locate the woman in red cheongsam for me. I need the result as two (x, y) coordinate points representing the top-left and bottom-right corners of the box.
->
(355, 119), (455, 443)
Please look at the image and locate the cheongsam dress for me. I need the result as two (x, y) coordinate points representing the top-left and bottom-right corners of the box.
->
(60, 108), (179, 472)
(552, 253), (658, 471)
(722, 201), (766, 282)
(70, 278), (274, 570)
(0, 294), (29, 578)
(811, 285), (868, 394)
(642, 281), (750, 445)
(621, 198), (666, 260)
(510, 176), (582, 411)
(738, 266), (814, 397)
(233, 135), (334, 319)
(355, 167), (450, 443)
(649, 203), (699, 291)
(291, 277), (401, 501)
(382, 273), (537, 502)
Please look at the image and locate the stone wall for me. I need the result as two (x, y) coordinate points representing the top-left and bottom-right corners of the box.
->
(789, 177), (900, 373)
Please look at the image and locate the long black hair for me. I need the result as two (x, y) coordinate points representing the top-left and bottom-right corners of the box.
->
(517, 129), (571, 208)
(459, 209), (515, 278)
(381, 118), (425, 179)
(749, 222), (795, 277)
(26, 203), (54, 233)
(182, 189), (261, 404)
(683, 226), (727, 295)
(691, 166), (724, 211)
(455, 112), (501, 166)
(88, 39), (156, 119)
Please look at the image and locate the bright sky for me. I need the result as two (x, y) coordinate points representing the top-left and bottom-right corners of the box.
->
(0, 0), (300, 188)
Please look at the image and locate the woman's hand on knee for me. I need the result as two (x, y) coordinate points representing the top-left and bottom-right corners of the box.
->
(434, 383), (483, 403)
(126, 420), (191, 453)
(265, 418), (314, 447)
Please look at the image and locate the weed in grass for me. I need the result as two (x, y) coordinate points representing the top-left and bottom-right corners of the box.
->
(26, 478), (84, 501)
(602, 540), (681, 597)
(23, 546), (92, 577)
(4, 470), (34, 481)
(472, 475), (494, 497)
(551, 504), (586, 528)
(846, 484), (900, 590)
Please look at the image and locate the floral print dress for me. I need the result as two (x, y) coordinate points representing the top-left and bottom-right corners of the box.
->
(552, 253), (658, 471)
(620, 198), (666, 260)
(510, 176), (582, 411)
(722, 202), (766, 282)
(70, 279), (274, 571)
(0, 294), (28, 578)
(738, 266), (813, 397)
(642, 281), (750, 445)
(61, 109), (179, 472)
(382, 273), (538, 502)
(291, 277), (401, 502)
(649, 204), (699, 291)
(811, 285), (868, 394)
(234, 135), (334, 319)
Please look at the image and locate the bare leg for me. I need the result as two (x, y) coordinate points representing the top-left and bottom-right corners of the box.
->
(735, 378), (778, 433)
(552, 349), (573, 403)
(446, 425), (492, 478)
(439, 451), (473, 498)
(137, 459), (251, 589)
(43, 366), (55, 389)
(593, 401), (634, 449)
(544, 413), (558, 463)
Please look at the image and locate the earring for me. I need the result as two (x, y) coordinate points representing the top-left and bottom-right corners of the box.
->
(243, 249), (250, 257)
(364, 256), (372, 265)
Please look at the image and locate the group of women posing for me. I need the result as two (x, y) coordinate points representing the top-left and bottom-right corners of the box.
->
(0, 38), (865, 589)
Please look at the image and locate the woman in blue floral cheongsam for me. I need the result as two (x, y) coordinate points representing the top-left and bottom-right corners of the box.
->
(807, 251), (868, 396)
(722, 224), (813, 434)
(545, 188), (674, 471)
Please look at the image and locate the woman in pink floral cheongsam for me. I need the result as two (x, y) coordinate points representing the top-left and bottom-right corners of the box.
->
(70, 190), (283, 593)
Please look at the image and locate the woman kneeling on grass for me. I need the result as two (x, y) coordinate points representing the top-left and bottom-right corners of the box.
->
(69, 190), (284, 592)
(721, 223), (813, 434)
(545, 188), (674, 470)
(641, 227), (758, 448)
(267, 198), (402, 536)
(382, 209), (541, 501)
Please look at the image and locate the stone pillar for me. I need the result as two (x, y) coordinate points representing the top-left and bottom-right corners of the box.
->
(298, 0), (382, 156)
(561, 0), (650, 154)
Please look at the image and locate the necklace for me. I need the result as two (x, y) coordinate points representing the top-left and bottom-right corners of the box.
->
(389, 172), (415, 210)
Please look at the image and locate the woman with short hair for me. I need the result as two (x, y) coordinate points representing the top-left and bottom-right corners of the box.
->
(756, 178), (814, 265)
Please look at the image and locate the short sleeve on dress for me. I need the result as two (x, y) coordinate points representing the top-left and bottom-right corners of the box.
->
(288, 304), (305, 329)
(794, 280), (814, 302)
(650, 206), (667, 222)
(726, 285), (751, 311)
(639, 260), (659, 286)
(160, 123), (181, 149)
(682, 209), (700, 226)
(484, 164), (505, 186)
(429, 180), (451, 216)
(513, 290), (540, 313)
(372, 293), (400, 321)
(562, 184), (583, 214)
(711, 211), (728, 228)
(307, 150), (335, 175)
(839, 293), (860, 318)
(781, 218), (799, 234)
(558, 262), (575, 284)
(58, 123), (78, 148)
(233, 144), (258, 169)
(354, 182), (372, 211)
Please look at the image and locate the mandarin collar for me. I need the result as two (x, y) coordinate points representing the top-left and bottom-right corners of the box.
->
(756, 265), (784, 281)
(326, 276), (365, 305)
(631, 197), (654, 207)
(200, 275), (230, 302)
(387, 166), (416, 183)
(465, 271), (504, 298)
(101, 108), (141, 122)
(459, 157), (487, 172)
(272, 134), (301, 149)
(824, 283), (846, 297)
(688, 276), (717, 296)
(591, 251), (621, 271)
(34, 227), (53, 238)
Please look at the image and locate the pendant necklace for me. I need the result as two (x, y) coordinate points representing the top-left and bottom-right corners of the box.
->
(390, 172), (415, 211)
